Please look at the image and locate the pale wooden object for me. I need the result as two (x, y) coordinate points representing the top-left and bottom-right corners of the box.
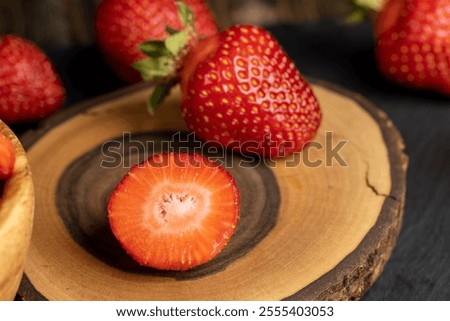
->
(19, 81), (406, 300)
(0, 121), (34, 300)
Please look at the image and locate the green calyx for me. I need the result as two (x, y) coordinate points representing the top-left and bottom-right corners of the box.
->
(354, 0), (384, 11)
(132, 1), (195, 114)
(346, 0), (384, 23)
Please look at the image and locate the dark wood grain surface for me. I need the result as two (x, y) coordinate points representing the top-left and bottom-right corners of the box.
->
(54, 130), (281, 278)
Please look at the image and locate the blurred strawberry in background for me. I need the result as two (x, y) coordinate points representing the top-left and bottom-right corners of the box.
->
(375, 0), (450, 96)
(0, 35), (65, 124)
(353, 0), (450, 96)
(94, 0), (218, 83)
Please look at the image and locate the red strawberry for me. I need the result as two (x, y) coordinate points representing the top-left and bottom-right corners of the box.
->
(107, 152), (240, 270)
(375, 0), (450, 95)
(0, 35), (65, 124)
(94, 0), (218, 83)
(179, 25), (322, 158)
(0, 132), (15, 181)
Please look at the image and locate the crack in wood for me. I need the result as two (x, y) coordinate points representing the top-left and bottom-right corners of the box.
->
(364, 163), (398, 201)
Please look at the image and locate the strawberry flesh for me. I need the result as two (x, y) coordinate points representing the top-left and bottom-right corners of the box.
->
(0, 133), (15, 181)
(107, 152), (240, 270)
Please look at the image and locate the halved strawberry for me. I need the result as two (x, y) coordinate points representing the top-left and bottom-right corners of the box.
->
(107, 152), (240, 270)
(0, 132), (15, 181)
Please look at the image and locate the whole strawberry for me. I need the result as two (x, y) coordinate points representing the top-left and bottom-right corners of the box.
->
(94, 0), (218, 83)
(179, 25), (322, 158)
(375, 0), (450, 95)
(0, 35), (65, 124)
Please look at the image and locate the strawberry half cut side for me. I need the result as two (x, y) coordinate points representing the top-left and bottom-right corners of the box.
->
(0, 133), (15, 181)
(107, 152), (240, 271)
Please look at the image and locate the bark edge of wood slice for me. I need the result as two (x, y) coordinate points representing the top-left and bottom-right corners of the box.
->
(18, 79), (407, 301)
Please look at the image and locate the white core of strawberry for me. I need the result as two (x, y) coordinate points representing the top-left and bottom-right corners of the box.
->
(158, 193), (197, 219)
(147, 182), (211, 230)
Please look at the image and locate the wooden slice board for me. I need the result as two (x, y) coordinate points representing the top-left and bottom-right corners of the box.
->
(18, 80), (407, 300)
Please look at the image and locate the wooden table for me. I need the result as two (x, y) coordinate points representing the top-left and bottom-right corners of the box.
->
(13, 20), (450, 300)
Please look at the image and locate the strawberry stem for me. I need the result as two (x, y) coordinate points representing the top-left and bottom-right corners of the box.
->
(132, 0), (196, 113)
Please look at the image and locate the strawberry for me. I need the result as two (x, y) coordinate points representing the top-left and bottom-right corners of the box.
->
(375, 0), (450, 95)
(94, 0), (218, 83)
(0, 132), (15, 181)
(0, 35), (65, 124)
(178, 25), (322, 158)
(107, 152), (240, 270)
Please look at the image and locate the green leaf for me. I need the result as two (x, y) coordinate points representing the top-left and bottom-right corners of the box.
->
(354, 0), (383, 11)
(346, 0), (383, 23)
(164, 29), (190, 56)
(139, 40), (171, 58)
(166, 25), (179, 35)
(132, 57), (175, 81)
(346, 9), (366, 24)
(148, 84), (166, 115)
(176, 1), (194, 27)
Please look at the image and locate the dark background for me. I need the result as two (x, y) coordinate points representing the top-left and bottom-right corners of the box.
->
(0, 0), (352, 47)
(2, 0), (450, 300)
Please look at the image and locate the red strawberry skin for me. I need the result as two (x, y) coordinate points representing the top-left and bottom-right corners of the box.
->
(0, 35), (65, 125)
(180, 25), (322, 158)
(107, 152), (240, 271)
(376, 0), (450, 95)
(0, 132), (15, 181)
(95, 0), (218, 83)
